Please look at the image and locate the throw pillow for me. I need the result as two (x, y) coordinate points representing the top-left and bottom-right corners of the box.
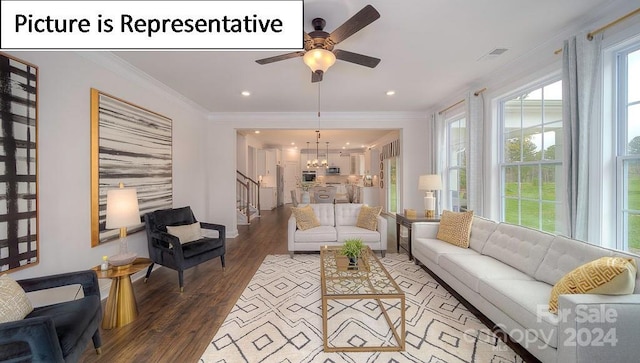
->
(291, 205), (320, 230)
(0, 274), (33, 323)
(167, 222), (202, 244)
(356, 205), (383, 231)
(548, 256), (637, 314)
(436, 210), (474, 248)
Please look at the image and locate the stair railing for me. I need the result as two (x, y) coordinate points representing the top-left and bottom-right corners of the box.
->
(236, 170), (260, 224)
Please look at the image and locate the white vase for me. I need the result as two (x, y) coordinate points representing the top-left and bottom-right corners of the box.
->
(301, 191), (310, 204)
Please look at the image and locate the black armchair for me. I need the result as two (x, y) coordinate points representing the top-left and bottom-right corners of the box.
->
(144, 206), (226, 292)
(0, 270), (102, 362)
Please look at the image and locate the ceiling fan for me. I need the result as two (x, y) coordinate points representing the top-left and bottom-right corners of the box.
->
(255, 4), (381, 82)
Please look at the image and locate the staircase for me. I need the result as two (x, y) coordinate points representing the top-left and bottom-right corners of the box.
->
(237, 171), (260, 225)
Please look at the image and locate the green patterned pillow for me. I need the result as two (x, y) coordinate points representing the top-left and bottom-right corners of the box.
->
(292, 205), (320, 230)
(436, 210), (474, 248)
(0, 274), (33, 323)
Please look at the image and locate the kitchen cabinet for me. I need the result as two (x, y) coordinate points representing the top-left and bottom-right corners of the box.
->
(259, 187), (277, 210)
(257, 148), (281, 177)
(350, 154), (365, 175)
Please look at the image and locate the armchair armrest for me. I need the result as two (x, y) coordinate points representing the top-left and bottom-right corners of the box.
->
(0, 316), (64, 363)
(18, 270), (100, 299)
(199, 222), (225, 238)
(151, 231), (182, 250)
(557, 293), (640, 363)
(411, 222), (440, 240)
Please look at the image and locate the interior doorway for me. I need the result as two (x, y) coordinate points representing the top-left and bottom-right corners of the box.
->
(283, 160), (298, 204)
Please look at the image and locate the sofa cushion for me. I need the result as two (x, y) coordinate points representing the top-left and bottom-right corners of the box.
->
(336, 226), (380, 243)
(469, 216), (498, 253)
(335, 203), (364, 226)
(167, 222), (202, 243)
(481, 223), (554, 276)
(548, 257), (638, 314)
(26, 295), (101, 357)
(309, 204), (335, 226)
(436, 210), (474, 248)
(182, 237), (225, 258)
(478, 278), (559, 348)
(609, 250), (640, 294)
(291, 205), (321, 230)
(0, 274), (33, 323)
(356, 205), (382, 231)
(535, 235), (614, 286)
(294, 226), (337, 243)
(439, 254), (534, 292)
(413, 237), (478, 264)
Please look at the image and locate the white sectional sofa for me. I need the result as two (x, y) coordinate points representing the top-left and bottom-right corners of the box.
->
(412, 216), (640, 363)
(288, 203), (387, 257)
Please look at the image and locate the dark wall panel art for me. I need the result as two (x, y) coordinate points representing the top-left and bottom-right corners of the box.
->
(91, 88), (172, 246)
(0, 53), (38, 272)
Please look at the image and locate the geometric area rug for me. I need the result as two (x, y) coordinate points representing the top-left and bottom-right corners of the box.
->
(199, 254), (525, 363)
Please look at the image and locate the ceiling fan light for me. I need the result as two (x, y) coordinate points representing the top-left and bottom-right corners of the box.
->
(303, 49), (336, 73)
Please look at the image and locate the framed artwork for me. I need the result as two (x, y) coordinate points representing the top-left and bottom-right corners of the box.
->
(91, 89), (172, 246)
(0, 53), (39, 272)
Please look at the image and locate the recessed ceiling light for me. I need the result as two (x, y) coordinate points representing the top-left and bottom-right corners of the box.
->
(254, 130), (260, 134)
(342, 146), (346, 149)
(346, 142), (350, 145)
(241, 91), (251, 96)
(291, 142), (295, 145)
(386, 90), (396, 96)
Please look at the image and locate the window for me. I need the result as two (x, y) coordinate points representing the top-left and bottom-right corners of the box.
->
(445, 115), (467, 211)
(499, 80), (564, 233)
(616, 45), (640, 254)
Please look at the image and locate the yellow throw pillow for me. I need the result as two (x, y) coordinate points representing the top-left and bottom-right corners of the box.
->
(356, 205), (383, 231)
(167, 222), (202, 244)
(292, 205), (320, 231)
(548, 256), (637, 314)
(0, 274), (33, 323)
(436, 210), (474, 248)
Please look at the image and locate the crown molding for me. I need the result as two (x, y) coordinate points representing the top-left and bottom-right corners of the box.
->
(208, 111), (427, 122)
(77, 52), (210, 117)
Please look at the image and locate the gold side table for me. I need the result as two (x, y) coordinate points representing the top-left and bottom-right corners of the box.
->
(92, 257), (151, 329)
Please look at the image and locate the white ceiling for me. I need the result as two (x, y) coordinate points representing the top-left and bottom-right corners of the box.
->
(112, 0), (615, 147)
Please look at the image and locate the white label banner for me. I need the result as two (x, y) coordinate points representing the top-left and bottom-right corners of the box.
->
(0, 0), (304, 49)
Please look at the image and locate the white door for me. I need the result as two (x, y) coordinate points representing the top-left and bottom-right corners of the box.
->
(283, 161), (298, 204)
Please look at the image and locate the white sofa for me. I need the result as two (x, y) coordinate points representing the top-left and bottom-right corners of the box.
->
(288, 203), (387, 257)
(412, 216), (640, 363)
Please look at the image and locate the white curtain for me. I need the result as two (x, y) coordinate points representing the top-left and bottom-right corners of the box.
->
(562, 32), (602, 240)
(467, 92), (484, 215)
(432, 112), (446, 213)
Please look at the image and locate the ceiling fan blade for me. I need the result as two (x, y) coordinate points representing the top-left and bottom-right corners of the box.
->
(329, 5), (380, 45)
(311, 71), (323, 83)
(334, 49), (380, 68)
(256, 51), (305, 65)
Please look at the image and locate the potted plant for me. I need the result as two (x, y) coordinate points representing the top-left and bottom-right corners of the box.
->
(340, 238), (365, 268)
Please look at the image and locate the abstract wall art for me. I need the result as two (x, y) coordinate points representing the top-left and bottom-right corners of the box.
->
(0, 53), (38, 272)
(91, 88), (172, 246)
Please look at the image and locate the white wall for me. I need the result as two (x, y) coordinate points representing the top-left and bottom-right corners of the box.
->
(5, 52), (209, 283)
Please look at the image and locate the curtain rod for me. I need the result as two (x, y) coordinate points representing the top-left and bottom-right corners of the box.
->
(438, 99), (464, 115)
(554, 7), (640, 54)
(474, 87), (487, 96)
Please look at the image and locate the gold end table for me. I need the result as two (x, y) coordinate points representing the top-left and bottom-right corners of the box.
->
(92, 257), (151, 329)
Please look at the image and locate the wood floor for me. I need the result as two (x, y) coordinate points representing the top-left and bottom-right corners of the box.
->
(80, 205), (535, 363)
(80, 206), (292, 363)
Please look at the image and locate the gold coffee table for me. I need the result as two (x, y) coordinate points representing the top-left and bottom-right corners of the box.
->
(320, 246), (405, 352)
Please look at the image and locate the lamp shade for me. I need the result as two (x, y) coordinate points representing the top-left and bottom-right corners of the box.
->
(418, 174), (442, 191)
(105, 187), (140, 229)
(303, 49), (336, 73)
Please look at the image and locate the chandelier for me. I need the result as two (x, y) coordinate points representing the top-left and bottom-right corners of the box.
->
(306, 83), (329, 169)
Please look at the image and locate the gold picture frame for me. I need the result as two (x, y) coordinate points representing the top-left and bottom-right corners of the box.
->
(90, 89), (173, 247)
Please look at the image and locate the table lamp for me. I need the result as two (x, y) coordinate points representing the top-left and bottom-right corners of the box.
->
(418, 174), (442, 218)
(106, 183), (140, 268)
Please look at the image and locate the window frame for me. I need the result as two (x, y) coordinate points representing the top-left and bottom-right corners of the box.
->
(497, 78), (564, 233)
